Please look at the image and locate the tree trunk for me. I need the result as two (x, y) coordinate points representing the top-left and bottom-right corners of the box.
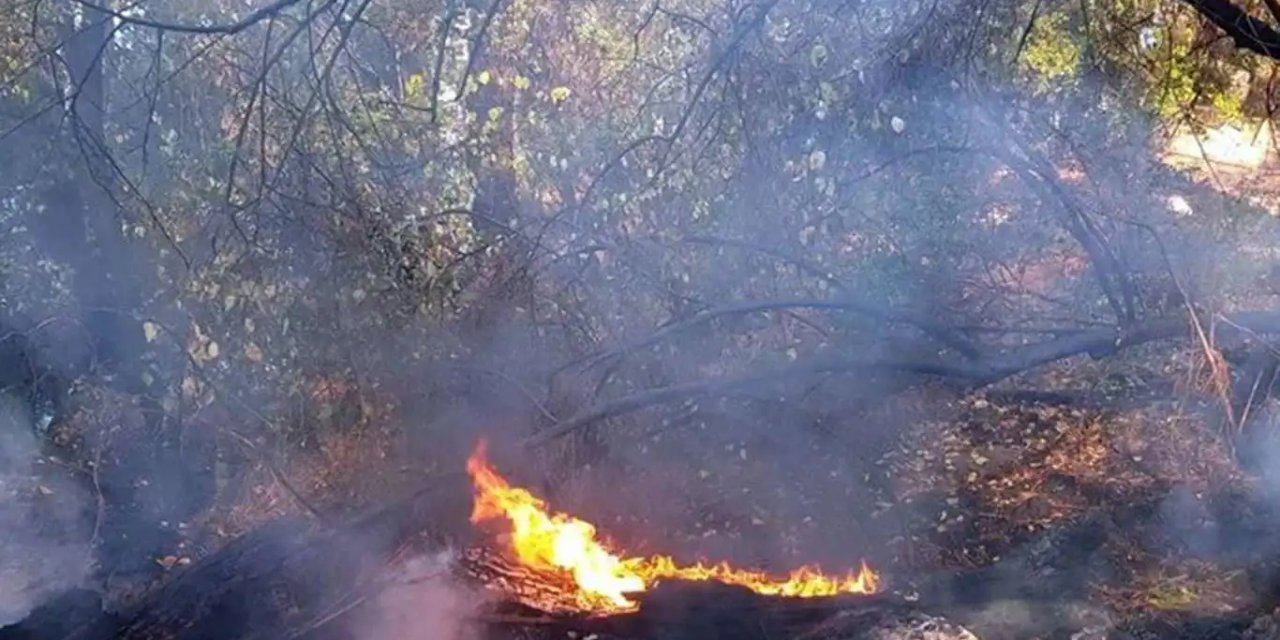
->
(49, 1), (150, 394)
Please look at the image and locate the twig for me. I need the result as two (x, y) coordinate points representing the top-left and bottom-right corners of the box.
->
(454, 0), (508, 103)
(0, 315), (66, 344)
(445, 364), (560, 423)
(557, 298), (980, 378)
(1010, 0), (1043, 65)
(227, 429), (324, 520)
(91, 444), (105, 547)
(286, 593), (368, 639)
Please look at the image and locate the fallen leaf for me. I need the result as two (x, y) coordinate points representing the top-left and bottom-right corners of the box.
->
(244, 343), (264, 363)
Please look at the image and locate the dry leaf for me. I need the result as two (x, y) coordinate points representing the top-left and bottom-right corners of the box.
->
(245, 343), (264, 363)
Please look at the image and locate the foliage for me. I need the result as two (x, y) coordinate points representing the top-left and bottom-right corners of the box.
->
(1022, 11), (1082, 89)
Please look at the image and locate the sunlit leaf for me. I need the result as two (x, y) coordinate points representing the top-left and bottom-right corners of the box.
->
(404, 73), (425, 98)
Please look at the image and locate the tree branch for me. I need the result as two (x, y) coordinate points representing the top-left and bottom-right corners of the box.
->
(71, 0), (304, 35)
(527, 310), (1280, 447)
(1179, 0), (1280, 60)
(557, 298), (982, 381)
(1266, 0), (1280, 26)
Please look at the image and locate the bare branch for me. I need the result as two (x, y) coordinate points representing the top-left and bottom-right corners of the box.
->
(454, 0), (509, 104)
(558, 298), (983, 381)
(71, 0), (305, 35)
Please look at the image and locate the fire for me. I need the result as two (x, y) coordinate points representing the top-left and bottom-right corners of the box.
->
(467, 441), (881, 613)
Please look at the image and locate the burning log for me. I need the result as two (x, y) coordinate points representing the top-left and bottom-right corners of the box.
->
(464, 440), (880, 615)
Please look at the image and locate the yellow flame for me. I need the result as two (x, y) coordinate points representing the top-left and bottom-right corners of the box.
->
(467, 441), (880, 612)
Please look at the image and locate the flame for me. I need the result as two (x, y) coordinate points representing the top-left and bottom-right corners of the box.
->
(467, 441), (881, 613)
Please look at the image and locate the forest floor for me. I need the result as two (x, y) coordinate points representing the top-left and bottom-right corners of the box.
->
(8, 353), (1280, 639)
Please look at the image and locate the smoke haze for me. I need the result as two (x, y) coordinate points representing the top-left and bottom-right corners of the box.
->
(0, 391), (93, 626)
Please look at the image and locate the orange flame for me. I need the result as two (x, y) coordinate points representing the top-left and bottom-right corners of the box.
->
(467, 441), (881, 612)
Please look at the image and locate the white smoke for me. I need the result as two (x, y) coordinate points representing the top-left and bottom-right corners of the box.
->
(0, 390), (94, 627)
(355, 548), (487, 640)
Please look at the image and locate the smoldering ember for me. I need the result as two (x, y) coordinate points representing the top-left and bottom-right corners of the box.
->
(19, 2), (1280, 640)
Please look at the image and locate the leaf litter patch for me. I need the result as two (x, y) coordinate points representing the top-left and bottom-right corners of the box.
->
(874, 391), (1256, 623)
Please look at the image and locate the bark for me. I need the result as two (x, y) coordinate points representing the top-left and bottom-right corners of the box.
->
(40, 2), (151, 394)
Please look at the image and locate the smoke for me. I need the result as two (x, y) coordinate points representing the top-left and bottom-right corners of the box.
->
(0, 390), (94, 627)
(5, 1), (1280, 638)
(353, 548), (486, 640)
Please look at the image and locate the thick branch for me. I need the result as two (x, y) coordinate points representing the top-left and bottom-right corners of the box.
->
(1179, 0), (1280, 60)
(1267, 0), (1280, 25)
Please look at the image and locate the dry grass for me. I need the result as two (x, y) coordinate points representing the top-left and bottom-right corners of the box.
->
(1098, 560), (1252, 616)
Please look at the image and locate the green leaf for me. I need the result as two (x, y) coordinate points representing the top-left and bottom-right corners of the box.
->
(404, 73), (425, 98)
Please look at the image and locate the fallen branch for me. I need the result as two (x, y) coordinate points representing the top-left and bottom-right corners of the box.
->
(527, 310), (1280, 447)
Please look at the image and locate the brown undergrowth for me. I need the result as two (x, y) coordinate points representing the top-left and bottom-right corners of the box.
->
(876, 356), (1256, 624)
